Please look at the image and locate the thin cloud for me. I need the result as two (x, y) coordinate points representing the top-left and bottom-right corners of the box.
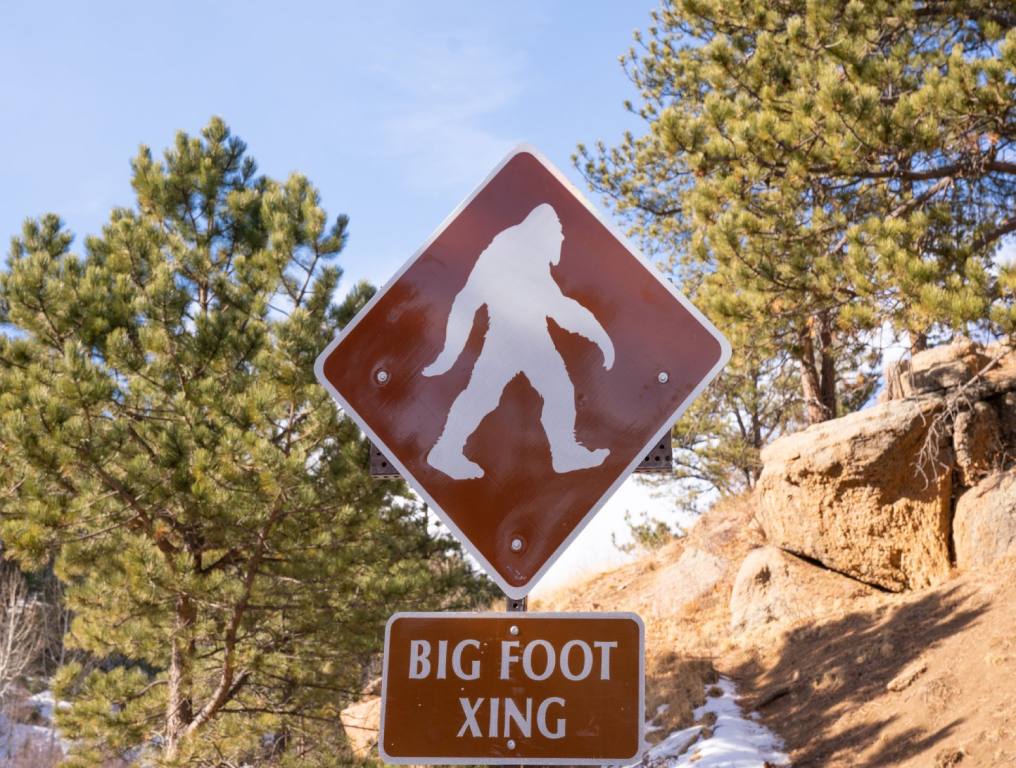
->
(376, 37), (525, 192)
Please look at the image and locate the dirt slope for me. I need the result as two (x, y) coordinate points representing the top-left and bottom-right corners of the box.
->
(732, 555), (1016, 767)
(533, 494), (1016, 767)
(532, 496), (761, 740)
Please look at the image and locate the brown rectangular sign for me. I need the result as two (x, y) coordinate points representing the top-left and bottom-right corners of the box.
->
(380, 612), (644, 765)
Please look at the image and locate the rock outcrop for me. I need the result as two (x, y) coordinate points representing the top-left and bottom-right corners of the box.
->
(643, 547), (727, 618)
(992, 390), (1016, 448)
(759, 339), (1016, 592)
(954, 470), (1016, 570)
(729, 546), (874, 633)
(953, 400), (1002, 487)
(882, 338), (990, 400)
(340, 695), (381, 759)
(757, 397), (952, 591)
(905, 338), (989, 395)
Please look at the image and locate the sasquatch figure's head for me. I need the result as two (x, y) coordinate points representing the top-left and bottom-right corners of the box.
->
(516, 203), (564, 265)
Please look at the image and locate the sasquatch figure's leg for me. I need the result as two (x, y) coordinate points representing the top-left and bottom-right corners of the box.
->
(427, 348), (515, 480)
(524, 350), (609, 474)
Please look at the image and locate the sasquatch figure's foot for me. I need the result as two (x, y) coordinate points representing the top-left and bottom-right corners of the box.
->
(427, 440), (485, 480)
(551, 444), (609, 474)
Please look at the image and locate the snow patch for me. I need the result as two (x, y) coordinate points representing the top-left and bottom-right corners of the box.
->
(0, 690), (69, 759)
(645, 677), (789, 767)
(27, 690), (69, 724)
(0, 715), (63, 759)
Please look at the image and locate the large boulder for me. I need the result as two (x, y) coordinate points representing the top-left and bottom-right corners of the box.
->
(982, 341), (1016, 372)
(954, 471), (1016, 570)
(904, 339), (989, 396)
(642, 547), (727, 618)
(340, 688), (381, 760)
(729, 546), (874, 633)
(340, 696), (380, 758)
(757, 397), (953, 591)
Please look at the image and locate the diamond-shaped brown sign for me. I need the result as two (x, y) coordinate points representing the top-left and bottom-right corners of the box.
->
(315, 146), (729, 598)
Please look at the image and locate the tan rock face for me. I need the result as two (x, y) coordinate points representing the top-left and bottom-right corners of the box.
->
(340, 696), (381, 759)
(953, 401), (1002, 487)
(729, 546), (874, 633)
(905, 339), (989, 396)
(954, 471), (1016, 570)
(643, 547), (727, 618)
(882, 358), (910, 402)
(982, 341), (1016, 371)
(758, 397), (952, 591)
(992, 390), (1016, 450)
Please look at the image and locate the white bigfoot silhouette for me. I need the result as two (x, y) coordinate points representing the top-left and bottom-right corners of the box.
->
(422, 203), (615, 480)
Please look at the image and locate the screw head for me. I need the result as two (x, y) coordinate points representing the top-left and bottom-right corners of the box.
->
(657, 371), (669, 384)
(375, 369), (390, 384)
(506, 739), (517, 750)
(510, 537), (523, 552)
(509, 624), (519, 636)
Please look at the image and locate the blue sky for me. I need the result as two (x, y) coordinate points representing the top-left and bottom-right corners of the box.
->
(0, 1), (650, 290)
(0, 1), (672, 591)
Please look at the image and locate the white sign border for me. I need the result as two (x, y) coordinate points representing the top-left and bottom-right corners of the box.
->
(314, 144), (731, 599)
(378, 610), (646, 766)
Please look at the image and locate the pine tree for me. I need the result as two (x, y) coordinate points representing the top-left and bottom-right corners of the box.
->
(0, 118), (496, 766)
(579, 0), (1016, 426)
(671, 324), (802, 502)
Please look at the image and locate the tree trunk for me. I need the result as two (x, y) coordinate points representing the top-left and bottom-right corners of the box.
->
(910, 329), (928, 355)
(799, 315), (837, 424)
(747, 380), (763, 489)
(165, 593), (196, 758)
(818, 313), (837, 415)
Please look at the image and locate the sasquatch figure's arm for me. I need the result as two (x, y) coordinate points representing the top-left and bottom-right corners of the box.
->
(422, 278), (483, 377)
(551, 295), (615, 370)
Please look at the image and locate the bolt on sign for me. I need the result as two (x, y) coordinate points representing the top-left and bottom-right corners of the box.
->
(315, 146), (730, 598)
(380, 613), (644, 765)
